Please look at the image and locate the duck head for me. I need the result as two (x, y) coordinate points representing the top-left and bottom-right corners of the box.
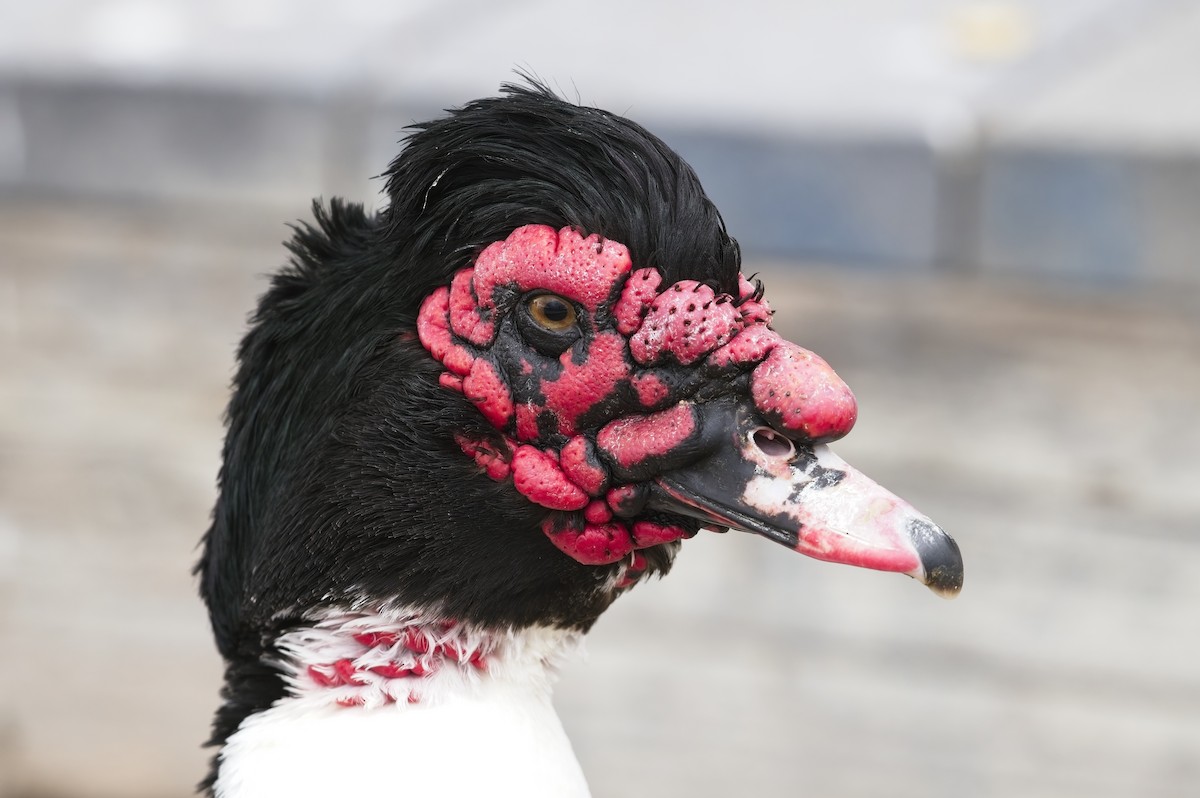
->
(197, 81), (962, 764)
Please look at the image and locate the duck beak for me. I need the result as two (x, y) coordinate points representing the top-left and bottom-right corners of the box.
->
(648, 400), (963, 598)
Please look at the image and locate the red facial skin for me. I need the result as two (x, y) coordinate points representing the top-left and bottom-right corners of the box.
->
(751, 345), (858, 442)
(630, 280), (743, 366)
(595, 403), (698, 472)
(512, 446), (589, 511)
(631, 372), (671, 408)
(613, 268), (663, 335)
(450, 225), (633, 347)
(536, 332), (631, 438)
(560, 436), (608, 497)
(542, 518), (636, 566)
(417, 224), (856, 577)
(463, 359), (514, 430)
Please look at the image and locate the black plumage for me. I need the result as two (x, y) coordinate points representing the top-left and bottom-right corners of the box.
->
(196, 81), (741, 781)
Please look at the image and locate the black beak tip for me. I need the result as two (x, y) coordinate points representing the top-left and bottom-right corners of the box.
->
(907, 519), (964, 599)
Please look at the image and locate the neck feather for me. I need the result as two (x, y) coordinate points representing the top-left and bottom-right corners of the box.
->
(212, 608), (591, 798)
(271, 608), (583, 709)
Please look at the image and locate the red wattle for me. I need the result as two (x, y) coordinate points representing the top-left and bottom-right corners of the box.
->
(511, 446), (589, 511)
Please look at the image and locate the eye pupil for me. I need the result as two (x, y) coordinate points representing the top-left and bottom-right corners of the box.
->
(542, 300), (568, 322)
(528, 295), (578, 331)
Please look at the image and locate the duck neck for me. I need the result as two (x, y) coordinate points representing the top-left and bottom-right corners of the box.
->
(212, 609), (591, 798)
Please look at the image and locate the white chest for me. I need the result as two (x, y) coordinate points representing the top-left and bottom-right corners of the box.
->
(213, 615), (591, 798)
(214, 680), (590, 798)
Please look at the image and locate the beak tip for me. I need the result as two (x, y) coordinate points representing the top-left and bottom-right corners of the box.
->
(923, 564), (964, 599)
(907, 519), (964, 599)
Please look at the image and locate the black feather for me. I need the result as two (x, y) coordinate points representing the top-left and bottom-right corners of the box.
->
(196, 80), (740, 786)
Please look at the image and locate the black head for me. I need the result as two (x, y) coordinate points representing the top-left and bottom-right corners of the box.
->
(198, 81), (744, 665)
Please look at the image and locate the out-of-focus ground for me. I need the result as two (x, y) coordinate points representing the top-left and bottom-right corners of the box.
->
(3, 198), (1197, 798)
(2, 1), (1200, 797)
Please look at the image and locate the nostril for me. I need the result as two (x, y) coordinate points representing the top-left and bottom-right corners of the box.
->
(750, 427), (795, 459)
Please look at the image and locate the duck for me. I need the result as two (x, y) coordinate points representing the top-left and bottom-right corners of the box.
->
(196, 80), (963, 798)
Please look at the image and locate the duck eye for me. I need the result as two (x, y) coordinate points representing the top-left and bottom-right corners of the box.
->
(527, 295), (577, 331)
(517, 293), (582, 357)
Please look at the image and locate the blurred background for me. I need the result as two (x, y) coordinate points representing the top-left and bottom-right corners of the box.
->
(1, 0), (1198, 796)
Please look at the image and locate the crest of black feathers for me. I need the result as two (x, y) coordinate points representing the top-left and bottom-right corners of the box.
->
(379, 79), (741, 293)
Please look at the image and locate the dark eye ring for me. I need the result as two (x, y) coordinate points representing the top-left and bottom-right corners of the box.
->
(527, 295), (578, 331)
